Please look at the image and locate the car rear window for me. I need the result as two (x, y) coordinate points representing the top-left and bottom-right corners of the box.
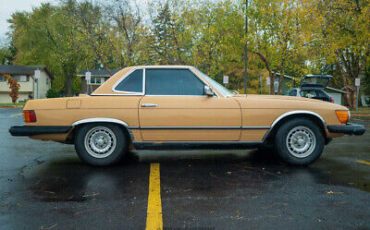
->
(115, 69), (143, 93)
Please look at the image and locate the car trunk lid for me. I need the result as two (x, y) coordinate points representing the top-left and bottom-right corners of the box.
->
(300, 75), (332, 89)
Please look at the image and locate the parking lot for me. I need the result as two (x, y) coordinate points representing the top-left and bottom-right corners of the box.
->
(1, 108), (369, 230)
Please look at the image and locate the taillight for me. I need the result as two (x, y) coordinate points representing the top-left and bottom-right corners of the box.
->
(23, 110), (37, 123)
(330, 97), (334, 103)
(335, 110), (349, 124)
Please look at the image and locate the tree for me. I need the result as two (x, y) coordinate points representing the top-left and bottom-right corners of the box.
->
(4, 74), (20, 103)
(247, 0), (307, 94)
(150, 1), (187, 64)
(8, 1), (88, 96)
(73, 1), (114, 75)
(107, 0), (145, 67)
(306, 0), (369, 107)
(0, 46), (14, 64)
(4, 0), (368, 98)
(185, 0), (247, 89)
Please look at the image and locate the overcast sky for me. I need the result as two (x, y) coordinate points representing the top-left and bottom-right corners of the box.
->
(0, 0), (56, 45)
(0, 0), (153, 46)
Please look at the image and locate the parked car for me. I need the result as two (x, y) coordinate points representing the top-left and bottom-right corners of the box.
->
(288, 88), (334, 102)
(287, 75), (334, 102)
(9, 66), (365, 166)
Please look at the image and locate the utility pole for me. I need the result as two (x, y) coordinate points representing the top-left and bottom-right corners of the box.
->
(260, 75), (262, 94)
(34, 69), (40, 99)
(244, 0), (248, 94)
(355, 78), (360, 111)
(85, 71), (91, 95)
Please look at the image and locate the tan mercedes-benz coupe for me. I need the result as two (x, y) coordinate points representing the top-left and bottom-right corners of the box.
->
(10, 65), (365, 166)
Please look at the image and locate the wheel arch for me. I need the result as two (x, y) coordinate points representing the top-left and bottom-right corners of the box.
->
(263, 110), (328, 144)
(66, 118), (135, 145)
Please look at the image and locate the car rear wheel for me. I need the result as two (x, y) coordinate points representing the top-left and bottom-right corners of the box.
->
(74, 123), (128, 166)
(274, 118), (324, 165)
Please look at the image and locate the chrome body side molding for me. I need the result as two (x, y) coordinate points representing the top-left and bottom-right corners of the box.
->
(270, 110), (326, 128)
(262, 110), (327, 142)
(129, 126), (270, 130)
(72, 118), (135, 141)
(72, 118), (129, 127)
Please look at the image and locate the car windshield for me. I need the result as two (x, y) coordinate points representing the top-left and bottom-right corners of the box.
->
(194, 68), (235, 97)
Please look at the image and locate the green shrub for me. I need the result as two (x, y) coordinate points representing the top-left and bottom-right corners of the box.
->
(46, 88), (59, 98)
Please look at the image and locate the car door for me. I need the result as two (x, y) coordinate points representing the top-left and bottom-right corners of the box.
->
(138, 68), (241, 141)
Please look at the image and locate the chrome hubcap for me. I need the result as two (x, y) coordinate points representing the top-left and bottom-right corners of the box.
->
(286, 126), (316, 158)
(84, 126), (116, 158)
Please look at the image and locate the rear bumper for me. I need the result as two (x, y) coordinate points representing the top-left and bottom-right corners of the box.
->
(9, 126), (72, 136)
(327, 123), (366, 136)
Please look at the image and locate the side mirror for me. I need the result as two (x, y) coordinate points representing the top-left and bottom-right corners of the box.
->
(204, 85), (214, 97)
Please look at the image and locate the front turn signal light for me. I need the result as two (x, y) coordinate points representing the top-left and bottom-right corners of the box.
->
(23, 110), (37, 123)
(335, 110), (349, 124)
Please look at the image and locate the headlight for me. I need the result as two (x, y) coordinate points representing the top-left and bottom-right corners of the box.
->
(335, 110), (349, 124)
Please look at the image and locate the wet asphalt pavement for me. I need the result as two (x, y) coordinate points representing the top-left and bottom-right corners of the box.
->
(0, 108), (369, 230)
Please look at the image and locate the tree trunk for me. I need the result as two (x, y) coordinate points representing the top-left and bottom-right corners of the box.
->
(269, 72), (276, 95)
(352, 86), (357, 109)
(101, 60), (113, 76)
(277, 65), (286, 95)
(65, 75), (72, 97)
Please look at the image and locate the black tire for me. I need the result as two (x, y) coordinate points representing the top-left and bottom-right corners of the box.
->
(74, 123), (128, 166)
(274, 118), (324, 165)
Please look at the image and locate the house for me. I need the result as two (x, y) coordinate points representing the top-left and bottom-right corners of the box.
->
(324, 87), (347, 105)
(77, 69), (119, 94)
(0, 65), (53, 103)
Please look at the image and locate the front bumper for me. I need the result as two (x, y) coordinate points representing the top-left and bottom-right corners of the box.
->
(327, 122), (366, 136)
(9, 126), (72, 136)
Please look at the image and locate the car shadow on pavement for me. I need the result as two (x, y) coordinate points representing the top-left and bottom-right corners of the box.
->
(27, 156), (149, 202)
(25, 147), (369, 204)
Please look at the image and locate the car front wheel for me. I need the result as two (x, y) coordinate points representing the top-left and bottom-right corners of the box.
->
(274, 118), (324, 165)
(74, 123), (128, 166)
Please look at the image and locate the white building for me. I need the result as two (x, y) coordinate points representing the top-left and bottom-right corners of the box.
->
(324, 87), (347, 105)
(0, 65), (53, 103)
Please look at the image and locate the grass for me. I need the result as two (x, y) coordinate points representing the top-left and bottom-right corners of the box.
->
(350, 107), (370, 114)
(0, 102), (26, 107)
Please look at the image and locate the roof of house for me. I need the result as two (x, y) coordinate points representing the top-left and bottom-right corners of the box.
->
(0, 65), (53, 79)
(325, 86), (347, 94)
(271, 72), (295, 80)
(77, 69), (119, 77)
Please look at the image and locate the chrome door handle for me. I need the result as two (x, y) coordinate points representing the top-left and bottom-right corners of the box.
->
(141, 103), (158, 107)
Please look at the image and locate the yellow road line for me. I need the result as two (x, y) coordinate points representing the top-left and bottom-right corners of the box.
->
(146, 163), (163, 230)
(357, 160), (370, 166)
(10, 113), (22, 117)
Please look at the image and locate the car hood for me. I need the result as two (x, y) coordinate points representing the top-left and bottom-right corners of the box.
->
(233, 94), (318, 102)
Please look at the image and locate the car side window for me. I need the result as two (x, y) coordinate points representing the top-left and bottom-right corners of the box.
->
(145, 69), (205, 95)
(115, 69), (143, 93)
(289, 89), (297, 96)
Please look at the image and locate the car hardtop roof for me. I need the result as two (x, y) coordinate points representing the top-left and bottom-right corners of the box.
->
(128, 65), (195, 69)
(304, 74), (332, 78)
